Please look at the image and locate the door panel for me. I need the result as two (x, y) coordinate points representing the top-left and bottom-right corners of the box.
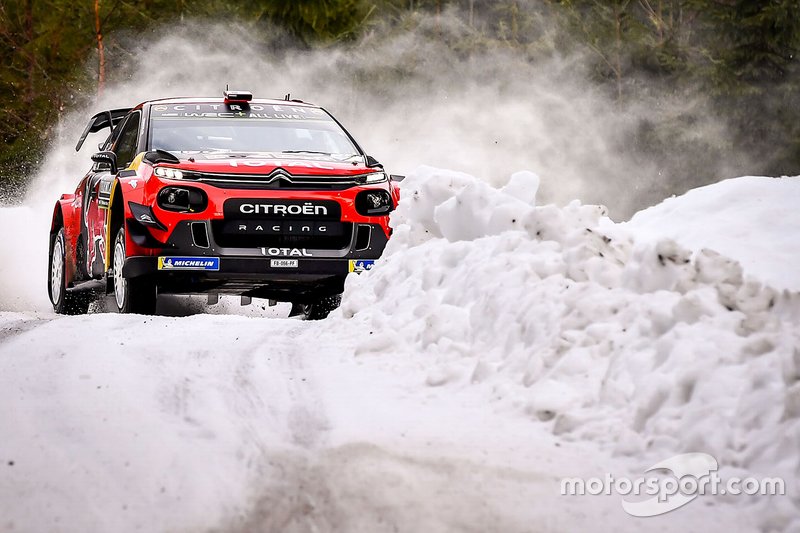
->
(79, 110), (143, 279)
(81, 170), (111, 278)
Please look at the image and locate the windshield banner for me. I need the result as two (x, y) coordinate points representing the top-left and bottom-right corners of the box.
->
(150, 103), (330, 121)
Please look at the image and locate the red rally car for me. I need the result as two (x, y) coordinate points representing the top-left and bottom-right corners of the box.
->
(47, 91), (401, 318)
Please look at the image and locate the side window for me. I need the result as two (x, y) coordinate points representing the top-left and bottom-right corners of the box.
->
(112, 112), (141, 169)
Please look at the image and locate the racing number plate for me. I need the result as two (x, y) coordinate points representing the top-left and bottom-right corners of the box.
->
(270, 259), (298, 268)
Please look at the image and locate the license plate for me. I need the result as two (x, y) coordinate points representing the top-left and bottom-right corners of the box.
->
(270, 259), (298, 268)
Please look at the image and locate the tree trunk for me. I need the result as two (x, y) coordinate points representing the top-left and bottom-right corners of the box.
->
(94, 0), (105, 96)
(24, 0), (33, 104)
(614, 2), (623, 101)
(511, 1), (519, 43)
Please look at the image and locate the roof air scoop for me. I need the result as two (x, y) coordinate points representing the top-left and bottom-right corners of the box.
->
(223, 89), (253, 104)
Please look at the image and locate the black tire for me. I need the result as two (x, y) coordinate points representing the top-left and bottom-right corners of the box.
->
(48, 228), (90, 315)
(291, 294), (342, 320)
(112, 226), (157, 314)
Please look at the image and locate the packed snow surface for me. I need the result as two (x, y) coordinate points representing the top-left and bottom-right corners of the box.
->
(1, 167), (799, 532)
(625, 175), (800, 291)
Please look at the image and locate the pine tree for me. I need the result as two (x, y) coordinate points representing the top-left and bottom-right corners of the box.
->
(259, 0), (374, 44)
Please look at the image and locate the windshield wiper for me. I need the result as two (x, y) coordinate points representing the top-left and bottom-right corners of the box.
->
(281, 150), (333, 155)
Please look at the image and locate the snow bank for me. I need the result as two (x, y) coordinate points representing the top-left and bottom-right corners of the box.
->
(625, 176), (800, 291)
(336, 166), (800, 529)
(0, 206), (51, 312)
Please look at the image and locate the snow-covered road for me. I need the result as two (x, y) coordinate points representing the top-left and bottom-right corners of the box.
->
(1, 168), (799, 532)
(0, 310), (759, 533)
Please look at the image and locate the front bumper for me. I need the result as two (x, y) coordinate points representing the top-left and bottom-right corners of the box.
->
(121, 218), (387, 302)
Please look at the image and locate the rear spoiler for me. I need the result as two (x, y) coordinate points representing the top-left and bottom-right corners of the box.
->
(75, 108), (131, 151)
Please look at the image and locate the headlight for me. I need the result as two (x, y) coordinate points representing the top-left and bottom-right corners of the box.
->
(355, 189), (393, 216)
(157, 186), (207, 213)
(362, 172), (387, 184)
(154, 167), (184, 179)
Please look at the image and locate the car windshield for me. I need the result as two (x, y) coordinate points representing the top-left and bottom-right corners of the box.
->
(149, 103), (359, 157)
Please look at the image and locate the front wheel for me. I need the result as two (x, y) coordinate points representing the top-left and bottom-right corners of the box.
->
(290, 294), (342, 321)
(48, 228), (90, 315)
(112, 226), (157, 314)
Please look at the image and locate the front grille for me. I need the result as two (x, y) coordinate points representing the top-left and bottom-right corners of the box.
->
(212, 220), (353, 250)
(181, 171), (361, 190)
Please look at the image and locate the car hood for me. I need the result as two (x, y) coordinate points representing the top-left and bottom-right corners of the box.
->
(163, 152), (376, 177)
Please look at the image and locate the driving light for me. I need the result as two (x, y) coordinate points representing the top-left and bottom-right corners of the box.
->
(362, 172), (387, 184)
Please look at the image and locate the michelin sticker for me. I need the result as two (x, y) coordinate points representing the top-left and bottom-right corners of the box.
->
(158, 257), (220, 271)
(348, 260), (375, 273)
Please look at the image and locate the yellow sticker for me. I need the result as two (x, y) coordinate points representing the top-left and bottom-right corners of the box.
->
(348, 260), (375, 273)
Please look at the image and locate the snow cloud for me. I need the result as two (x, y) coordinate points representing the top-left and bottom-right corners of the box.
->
(19, 15), (740, 218)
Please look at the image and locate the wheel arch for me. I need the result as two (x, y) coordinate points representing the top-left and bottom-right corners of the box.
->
(50, 196), (79, 286)
(50, 203), (64, 233)
(50, 195), (78, 233)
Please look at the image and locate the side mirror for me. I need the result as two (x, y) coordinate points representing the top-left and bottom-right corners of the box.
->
(365, 155), (383, 169)
(91, 151), (117, 173)
(390, 174), (405, 182)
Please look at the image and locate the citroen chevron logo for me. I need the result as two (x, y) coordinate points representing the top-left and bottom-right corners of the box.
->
(265, 168), (293, 183)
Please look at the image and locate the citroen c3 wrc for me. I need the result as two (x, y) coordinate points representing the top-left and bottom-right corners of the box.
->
(47, 91), (401, 319)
